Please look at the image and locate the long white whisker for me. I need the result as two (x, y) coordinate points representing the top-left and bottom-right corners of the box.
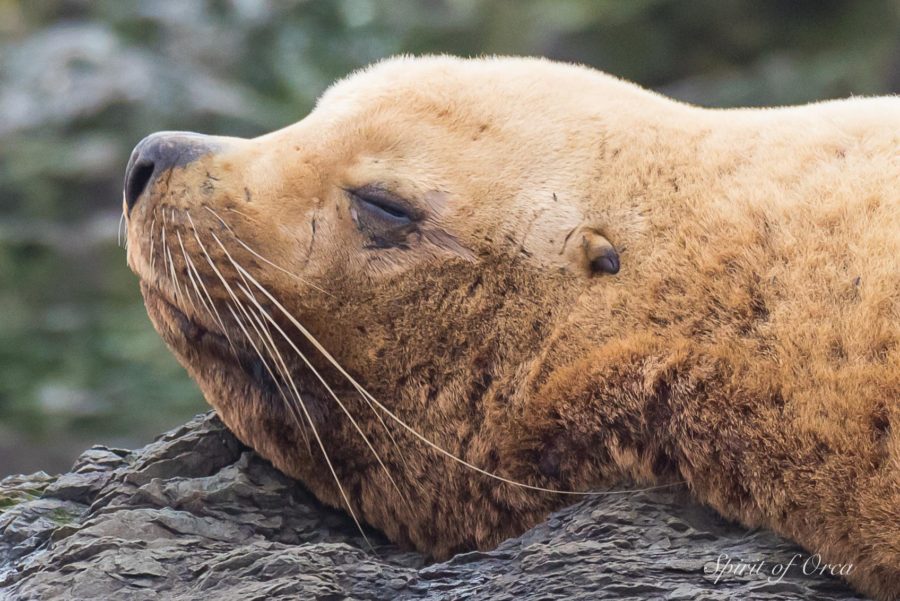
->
(118, 212), (125, 248)
(207, 210), (415, 488)
(160, 220), (168, 277)
(255, 311), (373, 550)
(184, 253), (213, 315)
(165, 241), (184, 304)
(224, 300), (311, 453)
(149, 217), (157, 280)
(245, 304), (313, 453)
(232, 259), (683, 497)
(175, 230), (207, 316)
(203, 206), (333, 297)
(223, 206), (259, 224)
(233, 275), (410, 507)
(187, 220), (371, 548)
(163, 215), (195, 312)
(183, 220), (238, 356)
(209, 254), (312, 453)
(160, 215), (178, 303)
(233, 304), (372, 550)
(205, 230), (409, 507)
(164, 210), (185, 303)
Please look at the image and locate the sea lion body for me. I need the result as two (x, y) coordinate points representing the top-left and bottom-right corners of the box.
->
(124, 57), (900, 599)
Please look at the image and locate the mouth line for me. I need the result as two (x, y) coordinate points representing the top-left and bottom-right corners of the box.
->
(147, 284), (284, 396)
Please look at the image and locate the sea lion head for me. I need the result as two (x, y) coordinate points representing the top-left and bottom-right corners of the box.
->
(124, 56), (649, 556)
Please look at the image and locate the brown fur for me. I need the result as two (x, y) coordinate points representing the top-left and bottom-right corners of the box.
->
(125, 56), (900, 599)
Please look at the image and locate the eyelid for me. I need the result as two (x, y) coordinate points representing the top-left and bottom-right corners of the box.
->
(345, 185), (419, 222)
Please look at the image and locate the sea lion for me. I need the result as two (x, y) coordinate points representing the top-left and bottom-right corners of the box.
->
(123, 56), (900, 600)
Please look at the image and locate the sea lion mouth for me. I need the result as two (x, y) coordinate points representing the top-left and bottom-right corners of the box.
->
(141, 282), (282, 397)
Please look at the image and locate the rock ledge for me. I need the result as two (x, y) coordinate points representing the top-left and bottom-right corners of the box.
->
(0, 413), (864, 600)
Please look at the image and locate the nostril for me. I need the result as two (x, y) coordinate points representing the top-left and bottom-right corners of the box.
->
(125, 159), (155, 213)
(122, 131), (218, 215)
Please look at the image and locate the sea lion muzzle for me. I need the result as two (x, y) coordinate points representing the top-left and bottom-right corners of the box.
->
(124, 131), (217, 214)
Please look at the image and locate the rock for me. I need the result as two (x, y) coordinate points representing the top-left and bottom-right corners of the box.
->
(0, 413), (866, 600)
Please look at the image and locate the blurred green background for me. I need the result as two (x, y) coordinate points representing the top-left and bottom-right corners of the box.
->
(1, 0), (898, 476)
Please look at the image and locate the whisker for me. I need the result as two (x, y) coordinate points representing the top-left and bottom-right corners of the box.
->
(252, 311), (314, 454)
(118, 212), (125, 248)
(242, 317), (372, 551)
(203, 206), (409, 490)
(178, 233), (216, 321)
(223, 206), (260, 224)
(161, 215), (174, 299)
(205, 229), (409, 507)
(149, 217), (157, 280)
(187, 254), (239, 356)
(225, 300), (311, 453)
(173, 230), (200, 314)
(353, 380), (415, 491)
(260, 313), (374, 552)
(203, 206), (333, 297)
(232, 273), (411, 509)
(183, 216), (239, 357)
(231, 259), (683, 497)
(214, 264), (313, 453)
(206, 217), (413, 481)
(164, 238), (184, 304)
(208, 230), (417, 493)
(187, 223), (372, 550)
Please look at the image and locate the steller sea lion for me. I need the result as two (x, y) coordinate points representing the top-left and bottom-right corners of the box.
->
(122, 56), (900, 600)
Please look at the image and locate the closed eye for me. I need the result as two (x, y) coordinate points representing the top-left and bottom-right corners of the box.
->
(346, 186), (417, 225)
(357, 195), (411, 223)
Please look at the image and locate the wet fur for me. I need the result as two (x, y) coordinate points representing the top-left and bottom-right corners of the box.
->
(127, 56), (899, 599)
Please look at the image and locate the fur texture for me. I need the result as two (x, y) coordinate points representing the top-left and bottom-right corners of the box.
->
(125, 56), (899, 599)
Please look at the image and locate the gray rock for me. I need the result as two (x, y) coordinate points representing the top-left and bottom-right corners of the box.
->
(0, 413), (866, 600)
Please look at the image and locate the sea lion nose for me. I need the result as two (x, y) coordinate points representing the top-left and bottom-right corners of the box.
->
(123, 131), (215, 214)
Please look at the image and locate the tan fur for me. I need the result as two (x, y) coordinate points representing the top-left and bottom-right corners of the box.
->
(125, 56), (900, 600)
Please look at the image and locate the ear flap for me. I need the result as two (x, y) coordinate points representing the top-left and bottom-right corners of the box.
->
(581, 229), (620, 275)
